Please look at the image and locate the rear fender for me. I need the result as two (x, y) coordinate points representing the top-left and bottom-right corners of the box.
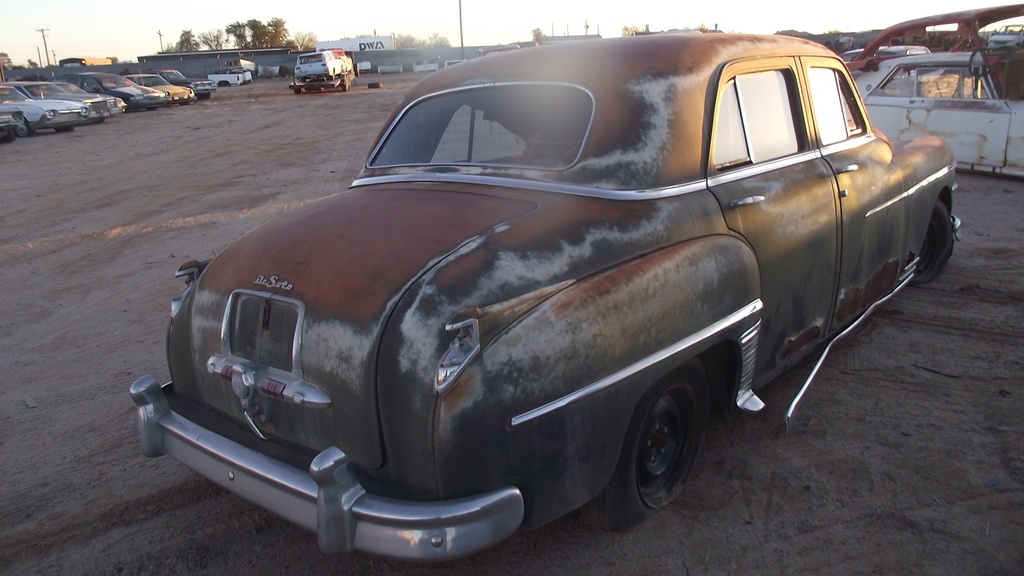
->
(434, 234), (761, 526)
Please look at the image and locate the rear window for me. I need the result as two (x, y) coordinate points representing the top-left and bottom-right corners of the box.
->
(369, 84), (594, 170)
(298, 54), (325, 64)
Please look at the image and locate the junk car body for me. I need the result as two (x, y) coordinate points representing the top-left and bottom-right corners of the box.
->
(0, 85), (90, 136)
(846, 3), (1024, 73)
(2, 80), (121, 122)
(130, 34), (957, 560)
(862, 49), (1024, 177)
(53, 72), (169, 111)
(124, 74), (197, 105)
(152, 69), (217, 100)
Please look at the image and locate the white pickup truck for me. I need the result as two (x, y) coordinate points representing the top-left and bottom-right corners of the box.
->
(208, 59), (256, 87)
(289, 50), (357, 93)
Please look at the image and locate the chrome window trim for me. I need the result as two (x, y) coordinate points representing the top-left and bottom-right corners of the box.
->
(706, 150), (820, 187)
(366, 81), (597, 172)
(863, 163), (955, 218)
(510, 299), (764, 427)
(351, 172), (709, 201)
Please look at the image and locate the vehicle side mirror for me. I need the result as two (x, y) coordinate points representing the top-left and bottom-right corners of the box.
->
(969, 50), (989, 78)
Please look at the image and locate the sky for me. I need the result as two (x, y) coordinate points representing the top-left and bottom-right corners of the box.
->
(0, 0), (1015, 66)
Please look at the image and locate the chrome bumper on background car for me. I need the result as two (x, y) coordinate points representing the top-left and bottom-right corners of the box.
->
(129, 375), (524, 560)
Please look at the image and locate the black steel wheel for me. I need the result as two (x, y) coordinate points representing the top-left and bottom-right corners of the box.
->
(912, 201), (954, 285)
(586, 361), (709, 530)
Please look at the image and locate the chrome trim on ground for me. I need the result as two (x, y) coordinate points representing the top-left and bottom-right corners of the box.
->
(511, 300), (764, 427)
(864, 163), (955, 219)
(129, 376), (525, 560)
(784, 272), (915, 430)
(351, 172), (708, 200)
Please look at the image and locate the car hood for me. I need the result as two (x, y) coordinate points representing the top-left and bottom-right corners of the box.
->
(185, 186), (540, 467)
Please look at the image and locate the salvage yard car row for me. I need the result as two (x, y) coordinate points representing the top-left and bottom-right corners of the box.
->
(0, 69), (217, 142)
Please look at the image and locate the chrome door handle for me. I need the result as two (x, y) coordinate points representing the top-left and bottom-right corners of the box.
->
(837, 164), (860, 174)
(729, 196), (765, 208)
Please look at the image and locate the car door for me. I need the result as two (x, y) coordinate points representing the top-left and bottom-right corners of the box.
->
(707, 58), (841, 382)
(803, 59), (912, 327)
(867, 63), (1011, 169)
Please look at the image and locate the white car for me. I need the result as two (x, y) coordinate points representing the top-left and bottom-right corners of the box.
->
(861, 51), (1024, 178)
(0, 85), (91, 137)
(987, 24), (1024, 50)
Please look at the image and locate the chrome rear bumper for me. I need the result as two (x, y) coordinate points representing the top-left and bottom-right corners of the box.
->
(129, 375), (524, 560)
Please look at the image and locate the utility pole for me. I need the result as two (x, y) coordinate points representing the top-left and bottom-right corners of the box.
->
(458, 0), (464, 62)
(36, 28), (51, 67)
(158, 30), (164, 52)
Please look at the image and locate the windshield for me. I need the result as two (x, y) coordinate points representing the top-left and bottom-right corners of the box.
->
(0, 86), (31, 103)
(132, 75), (170, 87)
(370, 84), (593, 170)
(55, 82), (88, 94)
(162, 70), (186, 80)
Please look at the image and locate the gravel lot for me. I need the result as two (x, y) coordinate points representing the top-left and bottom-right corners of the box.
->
(1, 75), (1021, 575)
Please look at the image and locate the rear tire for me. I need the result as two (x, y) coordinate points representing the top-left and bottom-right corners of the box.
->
(586, 362), (710, 530)
(912, 201), (954, 285)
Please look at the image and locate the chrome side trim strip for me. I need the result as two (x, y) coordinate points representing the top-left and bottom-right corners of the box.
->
(707, 151), (821, 188)
(864, 163), (955, 219)
(510, 299), (764, 427)
(351, 172), (708, 201)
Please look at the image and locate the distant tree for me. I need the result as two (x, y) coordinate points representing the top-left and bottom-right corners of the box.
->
(198, 29), (226, 50)
(621, 25), (642, 37)
(532, 28), (547, 44)
(267, 17), (289, 46)
(293, 31), (317, 52)
(175, 30), (200, 52)
(427, 33), (451, 48)
(0, 52), (12, 70)
(27, 59), (39, 68)
(108, 56), (120, 64)
(226, 21), (251, 48)
(394, 34), (424, 49)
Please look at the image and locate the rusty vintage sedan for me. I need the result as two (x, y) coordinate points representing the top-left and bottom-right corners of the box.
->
(130, 34), (957, 560)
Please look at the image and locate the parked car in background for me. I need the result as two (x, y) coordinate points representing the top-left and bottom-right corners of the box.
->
(53, 72), (169, 111)
(124, 74), (197, 105)
(54, 81), (128, 113)
(151, 69), (216, 100)
(862, 50), (1024, 178)
(847, 4), (1024, 73)
(987, 24), (1024, 50)
(0, 107), (24, 143)
(130, 33), (957, 560)
(2, 81), (122, 122)
(0, 85), (90, 136)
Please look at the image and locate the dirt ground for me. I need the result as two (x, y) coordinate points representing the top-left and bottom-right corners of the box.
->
(1, 74), (1021, 576)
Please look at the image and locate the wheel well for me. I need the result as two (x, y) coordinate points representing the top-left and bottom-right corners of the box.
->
(939, 185), (953, 214)
(695, 341), (738, 409)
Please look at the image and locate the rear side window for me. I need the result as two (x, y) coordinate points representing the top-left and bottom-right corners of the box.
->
(370, 84), (593, 170)
(808, 67), (866, 145)
(879, 66), (988, 99)
(713, 70), (801, 170)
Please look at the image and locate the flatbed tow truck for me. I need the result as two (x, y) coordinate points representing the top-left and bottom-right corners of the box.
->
(289, 50), (358, 93)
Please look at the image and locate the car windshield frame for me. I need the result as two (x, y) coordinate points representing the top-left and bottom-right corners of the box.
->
(368, 82), (596, 172)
